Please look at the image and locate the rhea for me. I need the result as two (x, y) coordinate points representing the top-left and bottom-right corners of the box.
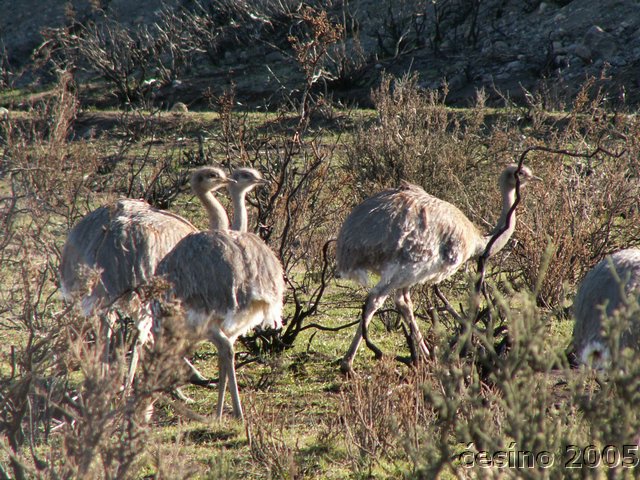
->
(59, 167), (233, 387)
(181, 166), (270, 385)
(572, 248), (640, 367)
(155, 172), (284, 421)
(336, 164), (537, 373)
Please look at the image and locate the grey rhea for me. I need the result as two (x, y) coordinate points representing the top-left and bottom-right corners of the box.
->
(572, 248), (640, 366)
(59, 167), (233, 388)
(155, 169), (284, 421)
(336, 164), (537, 373)
(181, 166), (271, 384)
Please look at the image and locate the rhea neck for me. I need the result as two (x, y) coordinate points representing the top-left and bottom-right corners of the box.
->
(195, 186), (230, 231)
(229, 185), (251, 232)
(481, 183), (518, 258)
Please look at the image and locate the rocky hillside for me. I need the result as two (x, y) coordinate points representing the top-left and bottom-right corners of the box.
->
(1, 0), (639, 109)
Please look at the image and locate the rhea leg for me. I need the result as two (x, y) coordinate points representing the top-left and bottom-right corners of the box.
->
(100, 311), (117, 378)
(211, 331), (242, 421)
(123, 310), (153, 391)
(340, 282), (393, 374)
(215, 351), (229, 419)
(394, 288), (430, 363)
(226, 346), (243, 420)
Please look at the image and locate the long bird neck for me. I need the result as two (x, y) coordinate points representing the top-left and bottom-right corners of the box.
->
(481, 186), (517, 258)
(230, 187), (249, 233)
(196, 189), (230, 231)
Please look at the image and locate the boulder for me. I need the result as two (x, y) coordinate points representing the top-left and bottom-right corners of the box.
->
(583, 25), (617, 60)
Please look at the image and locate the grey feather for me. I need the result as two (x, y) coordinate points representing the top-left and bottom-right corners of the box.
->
(154, 169), (283, 421)
(59, 166), (233, 393)
(60, 199), (197, 310)
(157, 230), (284, 326)
(336, 164), (537, 373)
(337, 183), (484, 285)
(573, 248), (640, 365)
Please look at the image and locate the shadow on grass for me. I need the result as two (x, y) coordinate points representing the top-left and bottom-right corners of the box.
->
(181, 428), (247, 448)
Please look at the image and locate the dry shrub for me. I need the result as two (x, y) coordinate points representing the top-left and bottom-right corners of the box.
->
(288, 5), (343, 131)
(511, 81), (640, 307)
(246, 399), (302, 480)
(515, 150), (640, 308)
(0, 71), (199, 479)
(3, 72), (101, 223)
(1, 275), (195, 478)
(415, 270), (640, 479)
(338, 359), (433, 474)
(345, 72), (483, 199)
(416, 283), (576, 479)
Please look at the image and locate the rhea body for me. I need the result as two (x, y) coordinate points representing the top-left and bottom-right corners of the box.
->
(573, 248), (640, 366)
(156, 168), (283, 421)
(336, 164), (536, 372)
(59, 167), (233, 387)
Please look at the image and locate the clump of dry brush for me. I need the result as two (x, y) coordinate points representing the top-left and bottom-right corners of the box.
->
(0, 73), (205, 479)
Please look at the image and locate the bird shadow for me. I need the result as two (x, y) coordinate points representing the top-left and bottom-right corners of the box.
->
(182, 428), (246, 448)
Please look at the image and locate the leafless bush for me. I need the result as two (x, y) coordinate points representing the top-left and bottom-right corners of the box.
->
(246, 400), (302, 479)
(0, 70), (200, 479)
(287, 6), (343, 132)
(510, 81), (640, 307)
(338, 359), (433, 474)
(515, 151), (639, 308)
(345, 72), (483, 199)
(0, 41), (14, 89)
(0, 225), (193, 478)
(364, 0), (483, 58)
(167, 0), (299, 62)
(371, 0), (429, 58)
(3, 71), (101, 224)
(39, 11), (210, 108)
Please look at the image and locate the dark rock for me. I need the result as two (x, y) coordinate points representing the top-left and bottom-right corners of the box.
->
(583, 26), (617, 60)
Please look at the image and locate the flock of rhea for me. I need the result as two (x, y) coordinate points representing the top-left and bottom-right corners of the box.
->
(59, 162), (640, 422)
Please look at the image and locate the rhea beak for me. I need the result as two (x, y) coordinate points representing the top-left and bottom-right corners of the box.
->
(518, 171), (542, 183)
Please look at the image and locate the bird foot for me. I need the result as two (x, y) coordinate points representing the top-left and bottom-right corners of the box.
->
(339, 359), (356, 377)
